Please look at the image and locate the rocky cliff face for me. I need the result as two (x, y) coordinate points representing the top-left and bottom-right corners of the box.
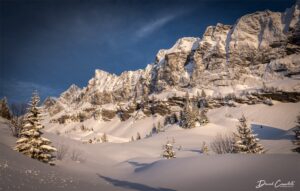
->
(153, 1), (300, 92)
(151, 37), (200, 91)
(44, 1), (300, 122)
(43, 84), (82, 116)
(82, 64), (153, 104)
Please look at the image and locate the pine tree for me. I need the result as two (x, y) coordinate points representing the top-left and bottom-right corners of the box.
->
(233, 115), (265, 154)
(157, 121), (163, 132)
(181, 100), (197, 129)
(164, 116), (170, 126)
(136, 132), (141, 140)
(0, 97), (12, 120)
(101, 133), (108, 142)
(150, 95), (156, 115)
(171, 113), (178, 124)
(198, 89), (209, 125)
(292, 115), (300, 153)
(15, 91), (57, 165)
(201, 141), (209, 154)
(162, 141), (176, 159)
(152, 124), (158, 134)
(197, 91), (201, 100)
(10, 116), (24, 137)
(188, 105), (198, 128)
(201, 89), (206, 98)
(181, 93), (190, 128)
(198, 89), (208, 108)
(179, 111), (184, 126)
(199, 109), (209, 125)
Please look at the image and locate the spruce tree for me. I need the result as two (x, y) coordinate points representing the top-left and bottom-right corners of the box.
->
(199, 89), (208, 108)
(292, 115), (300, 153)
(101, 133), (108, 142)
(152, 124), (158, 134)
(10, 116), (24, 137)
(171, 113), (178, 124)
(233, 115), (265, 154)
(0, 97), (12, 120)
(15, 91), (57, 165)
(201, 89), (206, 98)
(150, 95), (156, 115)
(136, 132), (141, 140)
(196, 91), (201, 100)
(199, 110), (209, 125)
(181, 102), (197, 129)
(157, 121), (163, 132)
(188, 105), (198, 128)
(162, 141), (176, 159)
(201, 141), (209, 154)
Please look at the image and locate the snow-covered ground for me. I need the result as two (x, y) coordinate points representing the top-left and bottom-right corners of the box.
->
(43, 102), (300, 154)
(1, 102), (300, 191)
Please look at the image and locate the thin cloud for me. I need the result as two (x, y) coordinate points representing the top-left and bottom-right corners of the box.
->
(136, 15), (175, 38)
(135, 10), (190, 39)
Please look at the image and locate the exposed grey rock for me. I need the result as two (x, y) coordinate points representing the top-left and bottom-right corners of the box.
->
(43, 2), (300, 123)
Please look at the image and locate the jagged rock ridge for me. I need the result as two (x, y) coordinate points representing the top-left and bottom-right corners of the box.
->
(44, 1), (300, 122)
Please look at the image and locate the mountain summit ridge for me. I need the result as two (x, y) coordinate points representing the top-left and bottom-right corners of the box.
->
(44, 1), (300, 118)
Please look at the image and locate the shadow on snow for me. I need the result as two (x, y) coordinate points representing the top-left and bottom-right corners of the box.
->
(127, 160), (159, 173)
(97, 174), (176, 191)
(251, 124), (294, 140)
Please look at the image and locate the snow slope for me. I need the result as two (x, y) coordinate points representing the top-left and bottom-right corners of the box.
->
(2, 1), (300, 190)
(43, 102), (300, 155)
(1, 108), (299, 191)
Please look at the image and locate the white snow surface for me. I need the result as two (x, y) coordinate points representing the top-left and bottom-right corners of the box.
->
(42, 102), (300, 153)
(1, 101), (300, 191)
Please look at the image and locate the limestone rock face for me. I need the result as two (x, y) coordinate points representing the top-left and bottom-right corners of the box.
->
(44, 1), (300, 123)
(192, 23), (232, 87)
(43, 84), (83, 116)
(43, 97), (62, 116)
(82, 65), (153, 105)
(191, 2), (300, 89)
(43, 97), (57, 108)
(151, 37), (200, 92)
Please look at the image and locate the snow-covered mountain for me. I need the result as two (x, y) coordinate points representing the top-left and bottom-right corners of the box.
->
(3, 2), (300, 191)
(43, 1), (300, 140)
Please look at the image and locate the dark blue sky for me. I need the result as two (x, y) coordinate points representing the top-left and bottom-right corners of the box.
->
(0, 0), (296, 103)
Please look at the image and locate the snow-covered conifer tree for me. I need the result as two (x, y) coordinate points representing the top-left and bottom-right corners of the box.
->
(15, 91), (57, 165)
(233, 115), (265, 154)
(188, 105), (198, 128)
(201, 141), (209, 154)
(10, 116), (24, 137)
(101, 133), (108, 142)
(197, 89), (208, 108)
(162, 141), (176, 159)
(157, 121), (163, 132)
(182, 105), (198, 129)
(0, 97), (12, 120)
(136, 132), (141, 140)
(152, 124), (158, 134)
(171, 113), (178, 124)
(181, 93), (198, 129)
(292, 115), (300, 153)
(201, 89), (206, 98)
(199, 109), (209, 125)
